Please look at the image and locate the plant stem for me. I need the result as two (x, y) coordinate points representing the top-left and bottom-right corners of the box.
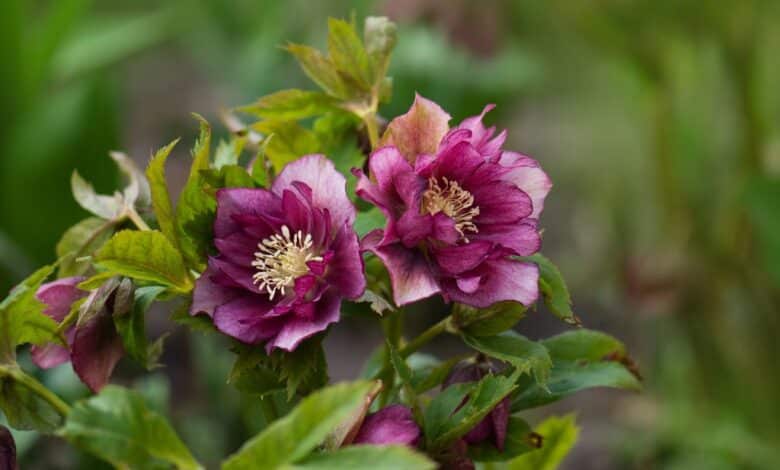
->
(399, 316), (452, 358)
(259, 395), (278, 425)
(362, 113), (380, 150)
(126, 210), (151, 231)
(0, 365), (70, 417)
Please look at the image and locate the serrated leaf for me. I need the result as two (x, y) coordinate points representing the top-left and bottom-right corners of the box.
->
(0, 366), (63, 432)
(511, 330), (641, 411)
(71, 170), (123, 220)
(146, 139), (180, 248)
(526, 254), (578, 325)
(354, 208), (385, 238)
(286, 43), (348, 99)
(214, 137), (245, 170)
(469, 416), (538, 462)
(290, 445), (435, 470)
(56, 217), (115, 277)
(462, 331), (552, 384)
(176, 116), (215, 271)
(61, 385), (201, 469)
(240, 89), (339, 121)
(328, 18), (372, 91)
(424, 371), (519, 450)
(455, 301), (527, 337)
(407, 354), (463, 394)
(94, 230), (192, 292)
(508, 415), (579, 470)
(222, 381), (374, 470)
(353, 289), (394, 316)
(115, 285), (167, 369)
(252, 120), (320, 172)
(0, 264), (61, 363)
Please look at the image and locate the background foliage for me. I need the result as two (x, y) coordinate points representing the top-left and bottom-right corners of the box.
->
(1, 0), (778, 468)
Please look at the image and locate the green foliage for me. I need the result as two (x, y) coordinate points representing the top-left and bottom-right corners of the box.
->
(454, 301), (527, 337)
(71, 152), (150, 221)
(354, 207), (385, 238)
(176, 117), (215, 272)
(462, 331), (552, 384)
(240, 89), (339, 121)
(0, 366), (63, 433)
(221, 381), (375, 470)
(114, 285), (167, 369)
(251, 120), (319, 173)
(507, 415), (579, 470)
(146, 139), (181, 249)
(469, 416), (538, 462)
(423, 370), (519, 451)
(291, 445), (435, 470)
(512, 330), (641, 411)
(327, 18), (373, 92)
(61, 385), (201, 469)
(744, 177), (780, 285)
(0, 264), (61, 364)
(525, 254), (579, 325)
(56, 216), (115, 278)
(94, 230), (192, 293)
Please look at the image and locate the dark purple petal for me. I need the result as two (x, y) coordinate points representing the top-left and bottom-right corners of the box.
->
(353, 404), (420, 446)
(191, 264), (242, 317)
(325, 226), (366, 300)
(215, 188), (281, 239)
(213, 295), (282, 344)
(0, 426), (17, 470)
(72, 310), (124, 393)
(281, 188), (313, 235)
(490, 397), (510, 451)
(443, 258), (539, 308)
(396, 211), (433, 248)
(35, 276), (87, 322)
(272, 154), (356, 229)
(432, 241), (493, 275)
(379, 93), (450, 163)
(370, 240), (440, 306)
(266, 290), (341, 352)
(455, 276), (481, 294)
(209, 257), (260, 293)
(455, 104), (506, 158)
(472, 221), (541, 256)
(431, 141), (484, 183)
(441, 439), (476, 470)
(213, 232), (257, 267)
(499, 152), (552, 219)
(471, 182), (532, 225)
(31, 328), (76, 369)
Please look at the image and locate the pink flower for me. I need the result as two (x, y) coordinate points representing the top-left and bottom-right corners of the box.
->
(354, 95), (551, 308)
(191, 155), (365, 352)
(352, 404), (421, 446)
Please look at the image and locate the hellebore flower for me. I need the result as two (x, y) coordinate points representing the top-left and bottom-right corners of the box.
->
(352, 404), (421, 446)
(191, 155), (365, 352)
(355, 95), (551, 308)
(32, 277), (126, 393)
(444, 361), (510, 451)
(0, 426), (17, 470)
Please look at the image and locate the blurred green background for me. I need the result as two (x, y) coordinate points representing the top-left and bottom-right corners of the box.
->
(1, 0), (779, 468)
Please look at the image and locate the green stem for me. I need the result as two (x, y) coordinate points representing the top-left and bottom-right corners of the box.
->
(0, 365), (70, 417)
(126, 210), (151, 231)
(399, 316), (452, 358)
(259, 395), (278, 425)
(362, 113), (380, 150)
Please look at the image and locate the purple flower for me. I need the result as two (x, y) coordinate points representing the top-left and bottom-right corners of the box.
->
(352, 404), (421, 446)
(32, 277), (125, 393)
(0, 425), (17, 470)
(444, 362), (510, 451)
(191, 155), (366, 352)
(355, 95), (551, 308)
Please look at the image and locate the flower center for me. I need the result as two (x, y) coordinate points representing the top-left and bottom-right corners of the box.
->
(251, 225), (322, 300)
(421, 177), (480, 241)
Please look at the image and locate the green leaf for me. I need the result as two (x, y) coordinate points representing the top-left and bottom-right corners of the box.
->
(454, 301), (527, 337)
(228, 349), (285, 398)
(407, 354), (463, 394)
(424, 370), (519, 450)
(0, 264), (61, 363)
(508, 415), (579, 470)
(114, 285), (167, 369)
(0, 367), (63, 432)
(286, 44), (348, 99)
(94, 230), (192, 292)
(71, 169), (123, 220)
(61, 385), (201, 469)
(56, 216), (115, 277)
(354, 207), (385, 238)
(290, 445), (435, 470)
(252, 120), (320, 173)
(469, 416), (539, 462)
(526, 254), (579, 325)
(327, 18), (372, 91)
(511, 330), (641, 411)
(222, 381), (375, 470)
(462, 331), (552, 384)
(200, 165), (256, 190)
(744, 177), (780, 285)
(240, 89), (339, 121)
(146, 138), (180, 248)
(176, 116), (215, 271)
(352, 289), (394, 316)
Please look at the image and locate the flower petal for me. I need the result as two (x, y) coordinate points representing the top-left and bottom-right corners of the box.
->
(371, 242), (440, 306)
(432, 241), (493, 275)
(379, 93), (450, 163)
(267, 290), (340, 351)
(353, 404), (421, 446)
(71, 310), (124, 393)
(272, 154), (355, 228)
(31, 328), (76, 369)
(35, 276), (87, 322)
(326, 226), (366, 299)
(443, 258), (539, 308)
(191, 264), (242, 317)
(473, 221), (541, 256)
(0, 425), (16, 470)
(213, 232), (257, 267)
(213, 295), (282, 344)
(471, 181), (532, 225)
(499, 152), (552, 219)
(215, 188), (281, 239)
